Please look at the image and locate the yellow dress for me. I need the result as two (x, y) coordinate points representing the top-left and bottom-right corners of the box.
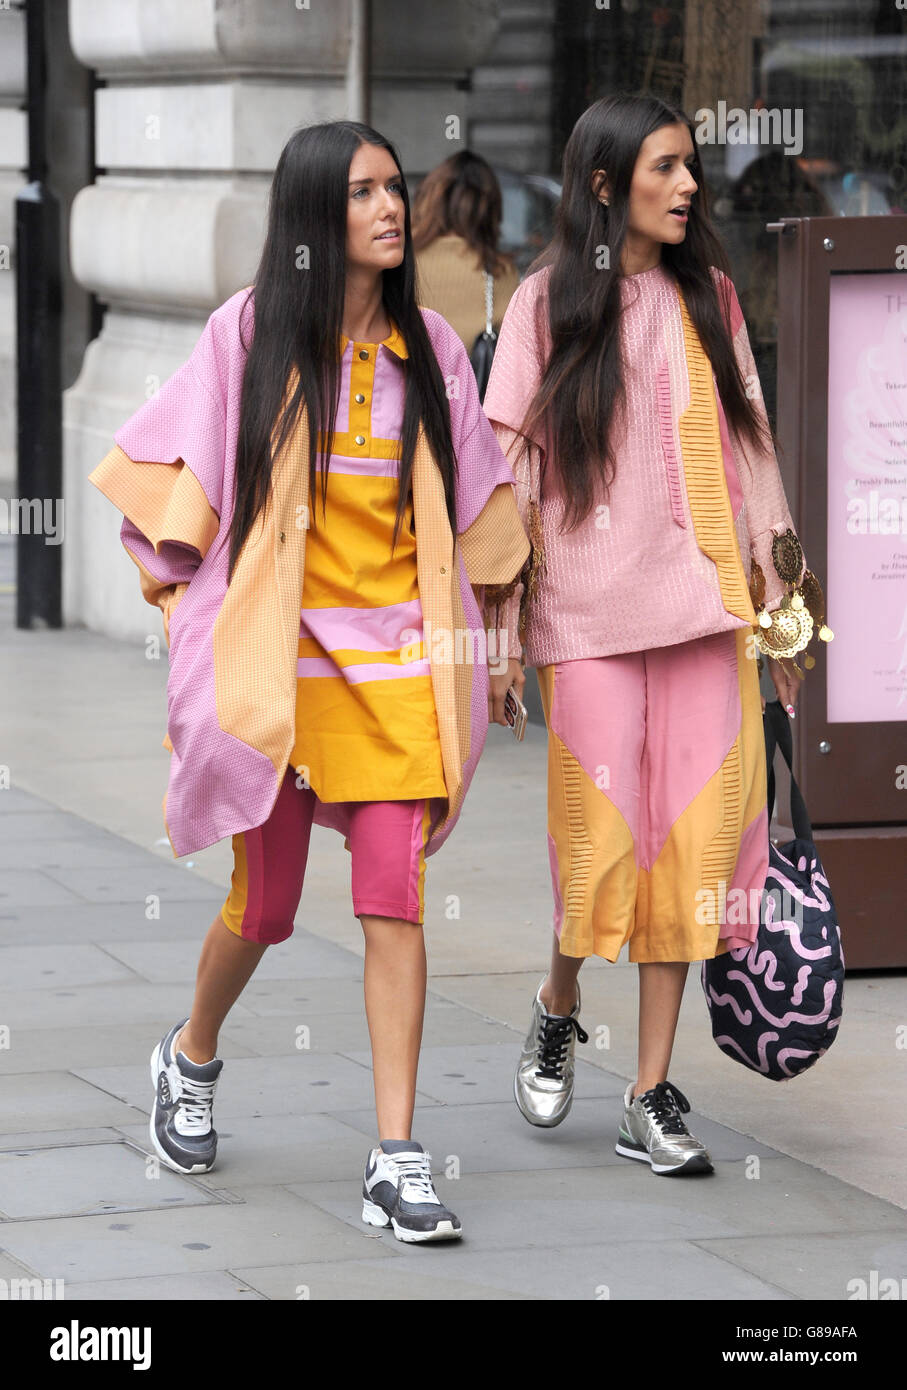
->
(289, 321), (448, 804)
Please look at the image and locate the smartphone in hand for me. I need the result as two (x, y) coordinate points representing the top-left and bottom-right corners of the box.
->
(503, 684), (528, 741)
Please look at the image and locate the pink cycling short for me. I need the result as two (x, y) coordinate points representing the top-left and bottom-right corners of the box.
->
(220, 765), (432, 944)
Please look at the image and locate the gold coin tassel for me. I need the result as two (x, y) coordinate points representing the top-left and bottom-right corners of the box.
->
(748, 530), (833, 670)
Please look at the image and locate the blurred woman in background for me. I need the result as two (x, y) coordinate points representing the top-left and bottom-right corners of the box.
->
(413, 149), (520, 355)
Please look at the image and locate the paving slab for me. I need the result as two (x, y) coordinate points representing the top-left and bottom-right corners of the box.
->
(0, 900), (226, 943)
(39, 864), (227, 905)
(0, 1128), (126, 1151)
(330, 1098), (783, 1171)
(113, 1113), (378, 1189)
(230, 1239), (792, 1301)
(0, 811), (129, 843)
(231, 1256), (531, 1301)
(236, 976), (371, 1017)
(0, 943), (139, 991)
(0, 1023), (259, 1074)
(101, 930), (366, 985)
(0, 1071), (147, 1134)
(62, 1271), (266, 1300)
(0, 1140), (224, 1219)
(0, 836), (171, 871)
(0, 787), (55, 815)
(219, 1000), (516, 1056)
(0, 1247), (43, 1281)
(695, 1231), (907, 1302)
(0, 870), (91, 909)
(0, 1184), (391, 1281)
(0, 981), (259, 1031)
(72, 1053), (429, 1119)
(288, 1158), (907, 1253)
(341, 1041), (625, 1106)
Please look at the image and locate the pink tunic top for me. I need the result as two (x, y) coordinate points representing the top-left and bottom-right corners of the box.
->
(483, 262), (804, 666)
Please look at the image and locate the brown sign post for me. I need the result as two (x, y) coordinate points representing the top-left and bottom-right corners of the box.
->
(771, 214), (907, 969)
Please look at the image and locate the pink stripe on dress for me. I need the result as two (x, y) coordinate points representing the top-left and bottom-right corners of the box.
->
(296, 656), (431, 682)
(315, 454), (401, 477)
(299, 599), (423, 652)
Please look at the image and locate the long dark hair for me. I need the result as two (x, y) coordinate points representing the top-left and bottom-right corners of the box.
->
(522, 92), (773, 531)
(228, 120), (458, 583)
(411, 149), (513, 276)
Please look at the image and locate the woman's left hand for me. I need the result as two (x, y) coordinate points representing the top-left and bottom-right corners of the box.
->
(488, 656), (525, 727)
(765, 655), (803, 716)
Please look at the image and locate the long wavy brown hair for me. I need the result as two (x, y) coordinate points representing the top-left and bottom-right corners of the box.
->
(522, 92), (774, 531)
(411, 149), (513, 276)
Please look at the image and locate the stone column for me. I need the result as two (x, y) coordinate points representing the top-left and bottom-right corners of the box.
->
(65, 0), (500, 640)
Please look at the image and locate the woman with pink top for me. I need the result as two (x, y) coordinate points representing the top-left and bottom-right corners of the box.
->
(482, 93), (811, 1173)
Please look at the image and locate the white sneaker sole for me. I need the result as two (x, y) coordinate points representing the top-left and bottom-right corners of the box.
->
(148, 1039), (215, 1176)
(614, 1137), (713, 1175)
(361, 1196), (462, 1242)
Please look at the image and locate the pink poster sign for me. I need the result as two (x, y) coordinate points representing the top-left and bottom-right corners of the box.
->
(826, 273), (907, 722)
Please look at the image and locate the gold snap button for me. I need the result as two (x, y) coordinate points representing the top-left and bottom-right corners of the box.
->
(279, 531), (286, 542)
(355, 435), (365, 445)
(440, 565), (447, 574)
(355, 393), (365, 404)
(358, 349), (369, 360)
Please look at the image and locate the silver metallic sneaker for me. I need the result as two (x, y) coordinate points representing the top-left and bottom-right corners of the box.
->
(514, 978), (589, 1127)
(615, 1080), (714, 1175)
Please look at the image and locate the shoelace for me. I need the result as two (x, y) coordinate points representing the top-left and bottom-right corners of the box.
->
(536, 1012), (589, 1080)
(175, 1073), (218, 1134)
(389, 1152), (437, 1203)
(638, 1081), (692, 1136)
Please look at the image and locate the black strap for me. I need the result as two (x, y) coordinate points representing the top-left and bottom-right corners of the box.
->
(763, 699), (813, 840)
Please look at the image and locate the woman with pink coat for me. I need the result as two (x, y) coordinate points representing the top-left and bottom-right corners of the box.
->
(90, 120), (529, 1240)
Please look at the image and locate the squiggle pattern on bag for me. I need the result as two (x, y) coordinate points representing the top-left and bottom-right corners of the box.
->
(724, 971), (837, 1027)
(708, 989), (752, 1026)
(713, 1030), (780, 1072)
(776, 1043), (829, 1077)
(763, 892), (833, 959)
(727, 943), (787, 990)
(765, 866), (832, 915)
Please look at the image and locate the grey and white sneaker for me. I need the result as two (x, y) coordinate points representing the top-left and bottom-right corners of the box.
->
(615, 1081), (713, 1175)
(362, 1141), (462, 1243)
(149, 1017), (223, 1175)
(514, 978), (589, 1127)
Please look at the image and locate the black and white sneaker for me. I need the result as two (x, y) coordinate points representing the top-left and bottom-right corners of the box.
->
(362, 1141), (462, 1243)
(149, 1017), (223, 1175)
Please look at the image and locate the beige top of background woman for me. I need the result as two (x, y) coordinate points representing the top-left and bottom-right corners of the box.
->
(413, 150), (521, 353)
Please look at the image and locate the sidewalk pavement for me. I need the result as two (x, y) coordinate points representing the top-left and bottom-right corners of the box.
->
(1, 532), (905, 1300)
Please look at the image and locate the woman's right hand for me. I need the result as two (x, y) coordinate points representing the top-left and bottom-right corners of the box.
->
(488, 655), (525, 727)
